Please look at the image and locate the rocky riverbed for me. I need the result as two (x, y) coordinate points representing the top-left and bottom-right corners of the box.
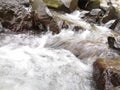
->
(0, 0), (120, 90)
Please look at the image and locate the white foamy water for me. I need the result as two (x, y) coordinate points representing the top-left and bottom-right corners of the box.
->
(0, 33), (93, 90)
(0, 10), (120, 90)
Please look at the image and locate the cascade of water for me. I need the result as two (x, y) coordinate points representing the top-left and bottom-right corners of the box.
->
(0, 10), (119, 90)
(0, 33), (94, 90)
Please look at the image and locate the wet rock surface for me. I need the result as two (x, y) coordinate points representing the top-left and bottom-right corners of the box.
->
(101, 6), (118, 24)
(1, 0), (120, 90)
(78, 0), (100, 10)
(30, 0), (60, 34)
(0, 0), (60, 34)
(93, 58), (120, 90)
(43, 0), (78, 12)
(0, 0), (120, 34)
(83, 9), (103, 24)
(110, 19), (120, 34)
(0, 0), (33, 33)
(108, 36), (120, 51)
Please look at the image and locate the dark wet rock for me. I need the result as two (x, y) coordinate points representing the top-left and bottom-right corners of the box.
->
(78, 0), (100, 10)
(109, 19), (120, 34)
(93, 58), (120, 90)
(82, 9), (103, 24)
(108, 36), (120, 51)
(104, 20), (116, 28)
(78, 0), (89, 10)
(108, 37), (116, 49)
(61, 21), (69, 29)
(113, 21), (120, 34)
(110, 19), (120, 30)
(101, 6), (118, 24)
(0, 22), (4, 33)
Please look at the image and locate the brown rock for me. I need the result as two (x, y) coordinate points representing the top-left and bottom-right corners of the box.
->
(0, 0), (60, 34)
(30, 0), (60, 34)
(101, 6), (118, 24)
(83, 9), (103, 24)
(78, 0), (100, 10)
(93, 58), (120, 90)
(0, 0), (32, 32)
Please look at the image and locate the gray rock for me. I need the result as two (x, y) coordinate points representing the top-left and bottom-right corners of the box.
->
(0, 0), (60, 34)
(90, 9), (102, 16)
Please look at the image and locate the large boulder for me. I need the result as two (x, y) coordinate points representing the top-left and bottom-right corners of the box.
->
(30, 0), (60, 34)
(0, 0), (60, 34)
(93, 58), (120, 90)
(43, 0), (78, 12)
(0, 0), (31, 32)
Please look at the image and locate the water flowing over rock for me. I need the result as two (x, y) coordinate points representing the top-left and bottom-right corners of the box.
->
(1, 0), (120, 90)
(0, 33), (93, 90)
(93, 58), (120, 90)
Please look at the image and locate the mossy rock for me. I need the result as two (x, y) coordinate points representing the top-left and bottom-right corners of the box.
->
(43, 0), (63, 8)
(43, 0), (78, 12)
(86, 0), (100, 10)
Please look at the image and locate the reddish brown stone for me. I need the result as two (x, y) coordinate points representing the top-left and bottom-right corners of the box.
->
(93, 58), (120, 90)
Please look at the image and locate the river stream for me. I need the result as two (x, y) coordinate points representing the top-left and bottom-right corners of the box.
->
(0, 10), (119, 90)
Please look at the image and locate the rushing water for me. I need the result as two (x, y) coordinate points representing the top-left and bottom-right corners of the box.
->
(0, 10), (120, 90)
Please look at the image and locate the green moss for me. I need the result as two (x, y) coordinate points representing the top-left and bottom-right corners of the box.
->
(43, 0), (63, 8)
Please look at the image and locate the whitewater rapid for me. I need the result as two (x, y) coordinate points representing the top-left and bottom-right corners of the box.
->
(0, 10), (120, 90)
(0, 33), (94, 90)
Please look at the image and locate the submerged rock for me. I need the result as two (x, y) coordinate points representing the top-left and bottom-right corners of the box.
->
(93, 58), (120, 90)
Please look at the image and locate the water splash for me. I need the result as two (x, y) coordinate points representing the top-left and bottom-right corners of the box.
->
(0, 33), (93, 90)
(0, 10), (120, 90)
